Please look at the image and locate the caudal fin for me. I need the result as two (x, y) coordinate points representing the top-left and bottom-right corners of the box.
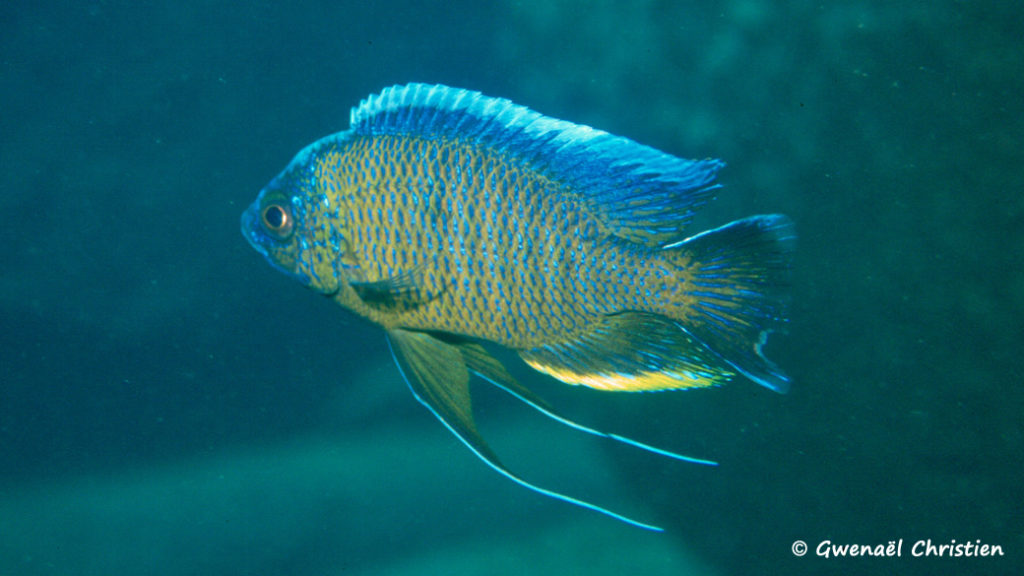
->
(666, 214), (796, 393)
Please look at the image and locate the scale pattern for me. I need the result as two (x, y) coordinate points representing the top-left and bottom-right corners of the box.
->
(316, 133), (658, 349)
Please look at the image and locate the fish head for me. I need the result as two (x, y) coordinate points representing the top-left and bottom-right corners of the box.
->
(241, 137), (347, 296)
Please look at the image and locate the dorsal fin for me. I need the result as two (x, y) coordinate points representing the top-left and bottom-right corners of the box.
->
(349, 83), (724, 246)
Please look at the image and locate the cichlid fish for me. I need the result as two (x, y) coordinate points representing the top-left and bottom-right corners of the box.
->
(241, 83), (795, 530)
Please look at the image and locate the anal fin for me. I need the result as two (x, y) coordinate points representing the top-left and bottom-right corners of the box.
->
(519, 312), (735, 392)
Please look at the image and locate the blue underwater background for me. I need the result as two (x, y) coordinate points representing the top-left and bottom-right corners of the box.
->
(1, 1), (1021, 575)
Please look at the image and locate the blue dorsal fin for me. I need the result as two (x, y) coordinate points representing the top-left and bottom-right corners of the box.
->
(349, 83), (724, 246)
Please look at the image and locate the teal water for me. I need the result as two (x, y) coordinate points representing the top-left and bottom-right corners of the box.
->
(1, 1), (1020, 575)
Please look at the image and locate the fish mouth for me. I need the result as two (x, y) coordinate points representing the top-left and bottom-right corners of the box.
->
(240, 203), (270, 258)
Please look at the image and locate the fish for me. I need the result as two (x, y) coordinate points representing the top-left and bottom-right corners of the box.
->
(241, 83), (796, 531)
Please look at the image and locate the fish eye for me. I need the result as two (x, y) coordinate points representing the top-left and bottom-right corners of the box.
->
(261, 203), (294, 238)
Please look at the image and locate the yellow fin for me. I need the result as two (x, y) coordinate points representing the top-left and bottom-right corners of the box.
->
(519, 312), (734, 391)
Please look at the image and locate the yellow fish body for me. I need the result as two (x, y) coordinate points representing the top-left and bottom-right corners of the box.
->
(242, 84), (795, 530)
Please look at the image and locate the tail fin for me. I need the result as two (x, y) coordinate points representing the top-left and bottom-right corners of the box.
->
(665, 214), (796, 393)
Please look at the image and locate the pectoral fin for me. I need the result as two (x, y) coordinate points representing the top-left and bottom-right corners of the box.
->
(351, 265), (443, 311)
(384, 329), (668, 531)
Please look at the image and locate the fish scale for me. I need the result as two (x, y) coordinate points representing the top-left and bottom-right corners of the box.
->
(242, 83), (795, 530)
(321, 132), (621, 347)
